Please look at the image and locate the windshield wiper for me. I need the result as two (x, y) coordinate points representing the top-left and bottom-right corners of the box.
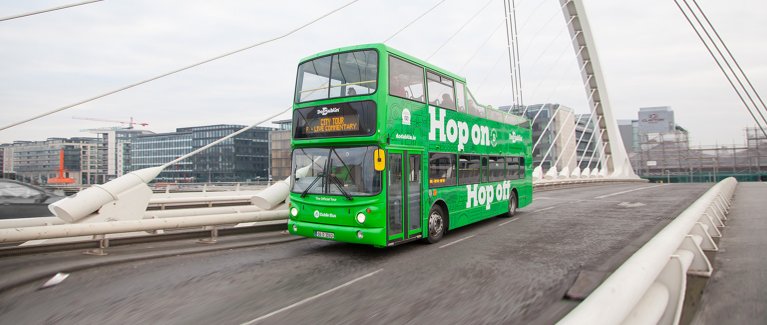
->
(300, 173), (325, 198)
(330, 149), (356, 186)
(328, 174), (353, 201)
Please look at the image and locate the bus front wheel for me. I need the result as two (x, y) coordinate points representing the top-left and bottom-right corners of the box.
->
(426, 205), (446, 244)
(506, 191), (517, 218)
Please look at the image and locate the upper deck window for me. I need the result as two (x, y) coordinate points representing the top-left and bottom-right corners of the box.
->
(427, 72), (456, 110)
(389, 56), (425, 103)
(295, 50), (378, 103)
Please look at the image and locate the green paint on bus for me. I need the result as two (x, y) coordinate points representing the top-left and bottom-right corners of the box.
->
(287, 44), (533, 247)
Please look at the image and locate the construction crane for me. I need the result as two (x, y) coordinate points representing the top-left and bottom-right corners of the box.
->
(47, 149), (76, 184)
(72, 116), (149, 129)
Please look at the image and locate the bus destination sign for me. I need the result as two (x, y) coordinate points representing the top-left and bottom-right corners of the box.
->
(305, 114), (359, 135)
(293, 101), (376, 139)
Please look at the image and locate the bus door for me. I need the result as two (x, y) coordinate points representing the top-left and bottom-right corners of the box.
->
(387, 150), (423, 243)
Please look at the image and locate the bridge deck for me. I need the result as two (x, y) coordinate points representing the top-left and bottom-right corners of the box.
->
(693, 182), (767, 324)
(0, 183), (711, 324)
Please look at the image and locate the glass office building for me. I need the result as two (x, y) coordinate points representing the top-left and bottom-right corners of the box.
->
(131, 124), (272, 182)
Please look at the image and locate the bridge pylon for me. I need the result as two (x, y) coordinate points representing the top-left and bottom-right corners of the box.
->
(560, 0), (638, 179)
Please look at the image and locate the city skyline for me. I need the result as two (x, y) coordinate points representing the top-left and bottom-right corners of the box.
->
(1, 0), (765, 147)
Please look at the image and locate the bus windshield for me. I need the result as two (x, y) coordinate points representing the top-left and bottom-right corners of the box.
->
(294, 50), (378, 103)
(291, 146), (381, 196)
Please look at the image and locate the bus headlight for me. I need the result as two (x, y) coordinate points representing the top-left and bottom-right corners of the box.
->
(356, 212), (366, 224)
(290, 207), (299, 217)
(292, 224), (298, 232)
(357, 230), (364, 239)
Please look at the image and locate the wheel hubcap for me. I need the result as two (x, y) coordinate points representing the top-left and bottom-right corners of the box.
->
(429, 212), (443, 235)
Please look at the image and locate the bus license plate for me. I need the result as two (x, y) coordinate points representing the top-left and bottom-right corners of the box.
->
(315, 231), (335, 239)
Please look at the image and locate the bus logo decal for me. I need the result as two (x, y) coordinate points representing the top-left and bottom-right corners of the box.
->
(509, 131), (523, 144)
(466, 181), (512, 210)
(316, 107), (340, 116)
(313, 210), (337, 218)
(402, 108), (411, 125)
(428, 106), (491, 150)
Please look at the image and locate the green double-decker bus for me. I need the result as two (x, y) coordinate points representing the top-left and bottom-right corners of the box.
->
(287, 44), (532, 247)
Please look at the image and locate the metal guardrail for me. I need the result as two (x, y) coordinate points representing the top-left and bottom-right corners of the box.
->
(0, 210), (288, 244)
(533, 177), (648, 191)
(558, 177), (736, 325)
(0, 177), (646, 253)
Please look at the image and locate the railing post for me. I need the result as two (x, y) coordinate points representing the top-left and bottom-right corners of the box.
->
(84, 234), (109, 256)
(198, 226), (218, 244)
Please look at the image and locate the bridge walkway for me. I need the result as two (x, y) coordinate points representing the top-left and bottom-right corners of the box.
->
(693, 182), (767, 324)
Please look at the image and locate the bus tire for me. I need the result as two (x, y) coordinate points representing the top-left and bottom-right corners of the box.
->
(426, 205), (446, 244)
(506, 191), (517, 218)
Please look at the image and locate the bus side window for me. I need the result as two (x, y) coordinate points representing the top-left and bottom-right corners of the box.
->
(427, 71), (456, 110)
(389, 56), (425, 103)
(507, 156), (519, 180)
(481, 156), (489, 183)
(456, 83), (466, 113)
(458, 155), (480, 185)
(489, 156), (505, 182)
(428, 153), (456, 188)
(465, 87), (485, 118)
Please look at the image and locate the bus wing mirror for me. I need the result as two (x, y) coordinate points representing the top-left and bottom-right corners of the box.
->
(374, 149), (385, 171)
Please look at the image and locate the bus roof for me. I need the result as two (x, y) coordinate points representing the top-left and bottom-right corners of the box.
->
(297, 43), (467, 84)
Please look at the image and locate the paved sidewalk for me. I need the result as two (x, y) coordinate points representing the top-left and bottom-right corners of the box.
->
(693, 182), (767, 324)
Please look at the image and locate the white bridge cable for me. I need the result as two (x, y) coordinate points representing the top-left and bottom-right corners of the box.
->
(510, 0), (523, 106)
(577, 115), (602, 167)
(162, 107), (290, 168)
(531, 105), (560, 151)
(0, 0), (103, 22)
(501, 0), (572, 105)
(671, 0), (767, 138)
(585, 129), (605, 170)
(689, 0), (767, 116)
(383, 0), (448, 43)
(524, 32), (582, 102)
(517, 0), (572, 54)
(503, 0), (517, 106)
(499, 31), (582, 113)
(458, 18), (506, 73)
(474, 50), (509, 92)
(426, 0), (495, 60)
(504, 0), (525, 107)
(562, 98), (596, 168)
(522, 50), (587, 119)
(592, 143), (608, 173)
(537, 111), (574, 169)
(680, 0), (767, 127)
(521, 16), (575, 66)
(541, 113), (583, 167)
(0, 0), (361, 132)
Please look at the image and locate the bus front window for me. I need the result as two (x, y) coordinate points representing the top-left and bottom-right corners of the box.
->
(295, 50), (378, 103)
(291, 146), (382, 196)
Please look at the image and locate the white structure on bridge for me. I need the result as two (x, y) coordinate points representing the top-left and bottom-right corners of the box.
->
(555, 0), (638, 179)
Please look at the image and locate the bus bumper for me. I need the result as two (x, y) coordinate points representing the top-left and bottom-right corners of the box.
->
(288, 220), (385, 246)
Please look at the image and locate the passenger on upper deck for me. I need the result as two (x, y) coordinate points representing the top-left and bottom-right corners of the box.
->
(441, 94), (454, 108)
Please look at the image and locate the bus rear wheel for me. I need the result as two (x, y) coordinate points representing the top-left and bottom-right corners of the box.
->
(426, 205), (446, 244)
(506, 191), (517, 218)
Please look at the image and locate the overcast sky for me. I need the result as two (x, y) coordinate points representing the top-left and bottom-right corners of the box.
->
(1, 0), (765, 146)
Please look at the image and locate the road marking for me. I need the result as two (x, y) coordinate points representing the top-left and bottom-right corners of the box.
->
(594, 185), (665, 199)
(439, 235), (476, 248)
(618, 201), (646, 208)
(498, 219), (518, 226)
(241, 269), (384, 324)
(532, 206), (556, 213)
